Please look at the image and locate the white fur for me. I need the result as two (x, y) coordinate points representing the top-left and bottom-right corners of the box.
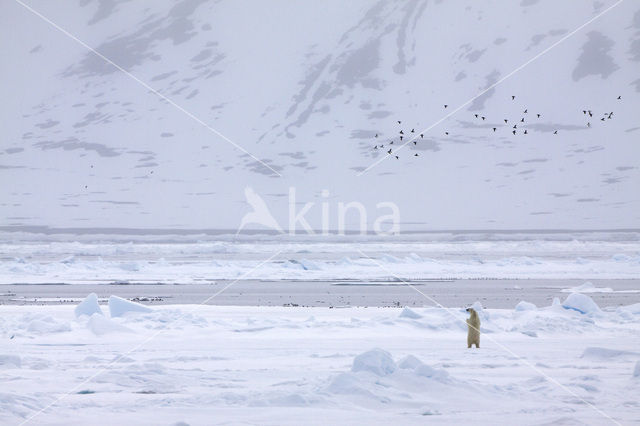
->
(466, 308), (480, 348)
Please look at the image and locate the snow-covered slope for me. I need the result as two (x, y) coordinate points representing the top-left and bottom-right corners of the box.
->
(1, 0), (639, 231)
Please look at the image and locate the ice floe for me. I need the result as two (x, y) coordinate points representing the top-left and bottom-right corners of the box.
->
(109, 295), (153, 317)
(74, 293), (103, 317)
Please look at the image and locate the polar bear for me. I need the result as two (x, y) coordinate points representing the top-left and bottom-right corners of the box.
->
(466, 307), (480, 348)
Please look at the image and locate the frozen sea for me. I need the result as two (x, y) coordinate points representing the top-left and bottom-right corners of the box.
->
(1, 229), (639, 307)
(2, 301), (640, 425)
(1, 230), (639, 425)
(2, 278), (640, 309)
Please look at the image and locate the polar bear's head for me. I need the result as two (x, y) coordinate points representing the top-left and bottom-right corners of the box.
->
(465, 307), (479, 321)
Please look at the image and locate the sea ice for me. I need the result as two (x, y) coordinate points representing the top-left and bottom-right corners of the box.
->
(515, 301), (537, 311)
(2, 302), (640, 424)
(399, 307), (422, 319)
(561, 281), (613, 293)
(470, 301), (484, 312)
(74, 293), (103, 318)
(26, 317), (71, 334)
(0, 355), (21, 368)
(398, 355), (449, 380)
(561, 293), (600, 314)
(398, 355), (424, 370)
(352, 349), (397, 376)
(87, 313), (132, 335)
(108, 295), (152, 317)
(581, 347), (639, 360)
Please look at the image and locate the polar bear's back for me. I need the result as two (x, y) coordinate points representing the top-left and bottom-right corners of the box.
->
(466, 309), (481, 348)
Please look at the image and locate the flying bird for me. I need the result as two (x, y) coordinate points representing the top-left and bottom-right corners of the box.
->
(362, 88), (626, 164)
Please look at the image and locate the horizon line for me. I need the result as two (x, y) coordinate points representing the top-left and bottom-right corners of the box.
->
(1, 225), (639, 236)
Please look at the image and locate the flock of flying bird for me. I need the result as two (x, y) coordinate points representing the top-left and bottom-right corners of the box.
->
(372, 95), (623, 160)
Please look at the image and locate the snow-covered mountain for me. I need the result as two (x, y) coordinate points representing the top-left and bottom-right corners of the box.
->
(1, 0), (639, 232)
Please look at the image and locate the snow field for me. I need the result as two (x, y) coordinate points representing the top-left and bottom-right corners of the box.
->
(1, 292), (639, 424)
